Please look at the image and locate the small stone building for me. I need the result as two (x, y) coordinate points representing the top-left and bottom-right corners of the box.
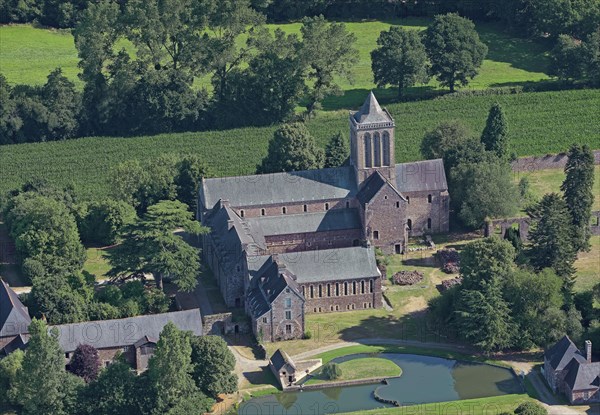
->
(198, 93), (449, 341)
(269, 348), (321, 389)
(544, 336), (600, 403)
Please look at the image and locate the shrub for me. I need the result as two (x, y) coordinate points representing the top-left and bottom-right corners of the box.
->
(515, 402), (548, 415)
(322, 362), (342, 380)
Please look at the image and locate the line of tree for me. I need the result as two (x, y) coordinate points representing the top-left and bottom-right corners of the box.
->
(0, 319), (237, 415)
(4, 0), (598, 42)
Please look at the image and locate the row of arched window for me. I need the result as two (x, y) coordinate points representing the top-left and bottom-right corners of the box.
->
(302, 280), (374, 299)
(364, 131), (391, 167)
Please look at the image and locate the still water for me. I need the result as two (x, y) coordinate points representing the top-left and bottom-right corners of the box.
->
(240, 353), (522, 415)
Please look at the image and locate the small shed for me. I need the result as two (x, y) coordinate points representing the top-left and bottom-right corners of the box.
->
(269, 349), (322, 389)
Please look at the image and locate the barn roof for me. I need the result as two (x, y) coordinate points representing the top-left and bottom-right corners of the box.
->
(53, 309), (203, 352)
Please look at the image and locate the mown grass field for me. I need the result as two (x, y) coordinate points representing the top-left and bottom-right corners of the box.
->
(305, 357), (402, 385)
(0, 89), (598, 201)
(0, 18), (551, 109)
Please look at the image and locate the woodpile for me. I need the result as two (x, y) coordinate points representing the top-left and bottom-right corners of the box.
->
(392, 270), (424, 286)
(441, 277), (463, 291)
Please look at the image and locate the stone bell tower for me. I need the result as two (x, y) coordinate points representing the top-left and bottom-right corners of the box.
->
(349, 92), (396, 187)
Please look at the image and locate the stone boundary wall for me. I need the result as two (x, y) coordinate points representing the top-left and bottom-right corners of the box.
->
(288, 376), (399, 391)
(511, 150), (600, 172)
(485, 210), (600, 241)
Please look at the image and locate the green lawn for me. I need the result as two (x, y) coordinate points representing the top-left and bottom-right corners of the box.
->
(574, 235), (600, 293)
(513, 165), (600, 212)
(81, 247), (113, 281)
(0, 89), (598, 201)
(305, 357), (402, 385)
(1, 19), (551, 109)
(338, 394), (534, 415)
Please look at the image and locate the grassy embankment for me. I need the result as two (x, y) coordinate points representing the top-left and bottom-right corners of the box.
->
(305, 357), (402, 385)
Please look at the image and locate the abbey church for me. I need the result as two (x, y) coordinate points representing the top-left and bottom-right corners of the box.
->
(198, 93), (449, 342)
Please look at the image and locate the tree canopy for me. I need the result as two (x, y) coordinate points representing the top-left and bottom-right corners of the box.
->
(191, 336), (238, 399)
(423, 13), (488, 92)
(324, 131), (349, 168)
(371, 26), (429, 97)
(258, 122), (325, 173)
(480, 102), (509, 159)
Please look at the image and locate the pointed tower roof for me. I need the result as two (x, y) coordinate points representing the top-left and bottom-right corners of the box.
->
(0, 279), (31, 338)
(353, 91), (393, 124)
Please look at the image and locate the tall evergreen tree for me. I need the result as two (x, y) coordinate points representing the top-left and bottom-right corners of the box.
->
(456, 276), (515, 353)
(147, 322), (211, 414)
(14, 319), (84, 415)
(561, 144), (595, 251)
(257, 122), (324, 173)
(108, 200), (207, 291)
(481, 102), (509, 159)
(324, 131), (349, 168)
(527, 193), (577, 288)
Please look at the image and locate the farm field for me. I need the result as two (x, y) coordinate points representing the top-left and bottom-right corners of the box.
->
(0, 89), (598, 201)
(0, 19), (551, 109)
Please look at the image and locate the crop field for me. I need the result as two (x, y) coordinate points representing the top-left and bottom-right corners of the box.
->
(0, 19), (551, 109)
(0, 89), (598, 201)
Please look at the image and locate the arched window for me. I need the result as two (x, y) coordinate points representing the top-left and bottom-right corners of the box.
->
(303, 204), (308, 212)
(407, 219), (412, 229)
(319, 285), (323, 298)
(428, 194), (432, 203)
(327, 284), (331, 297)
(364, 133), (372, 168)
(261, 208), (265, 216)
(382, 131), (391, 166)
(344, 282), (348, 296)
(373, 132), (381, 167)
(325, 202), (329, 211)
(335, 283), (339, 296)
(361, 280), (365, 294)
(282, 207), (287, 214)
(369, 280), (374, 293)
(310, 285), (314, 299)
(240, 210), (244, 218)
(352, 281), (356, 295)
(427, 218), (432, 229)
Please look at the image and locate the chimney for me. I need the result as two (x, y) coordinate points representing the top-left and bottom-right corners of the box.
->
(585, 340), (592, 363)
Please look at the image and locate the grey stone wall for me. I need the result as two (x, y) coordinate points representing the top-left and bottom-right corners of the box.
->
(511, 150), (600, 172)
(404, 189), (450, 236)
(300, 277), (382, 313)
(364, 182), (407, 255)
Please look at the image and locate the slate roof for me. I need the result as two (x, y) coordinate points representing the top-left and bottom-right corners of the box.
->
(0, 279), (31, 338)
(352, 92), (394, 124)
(0, 334), (28, 356)
(564, 359), (600, 392)
(272, 246), (380, 284)
(200, 166), (358, 209)
(246, 258), (303, 318)
(52, 309), (203, 352)
(545, 335), (587, 371)
(270, 349), (296, 371)
(247, 209), (361, 236)
(395, 159), (448, 193)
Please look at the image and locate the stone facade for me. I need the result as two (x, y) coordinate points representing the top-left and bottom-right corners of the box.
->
(199, 93), (449, 342)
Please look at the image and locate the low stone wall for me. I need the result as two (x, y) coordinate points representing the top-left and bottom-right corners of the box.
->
(511, 150), (600, 172)
(289, 376), (398, 391)
(202, 312), (250, 335)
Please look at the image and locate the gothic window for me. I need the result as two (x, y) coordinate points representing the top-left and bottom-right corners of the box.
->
(364, 133), (372, 168)
(428, 218), (432, 229)
(374, 132), (382, 167)
(383, 131), (391, 166)
(428, 194), (432, 203)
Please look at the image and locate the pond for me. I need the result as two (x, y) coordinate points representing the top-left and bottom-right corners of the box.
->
(239, 353), (523, 414)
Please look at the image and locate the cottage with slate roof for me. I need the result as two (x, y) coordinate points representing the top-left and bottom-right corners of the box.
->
(198, 93), (449, 341)
(544, 336), (600, 403)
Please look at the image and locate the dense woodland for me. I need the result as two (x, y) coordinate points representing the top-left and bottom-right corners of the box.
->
(1, 0), (599, 144)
